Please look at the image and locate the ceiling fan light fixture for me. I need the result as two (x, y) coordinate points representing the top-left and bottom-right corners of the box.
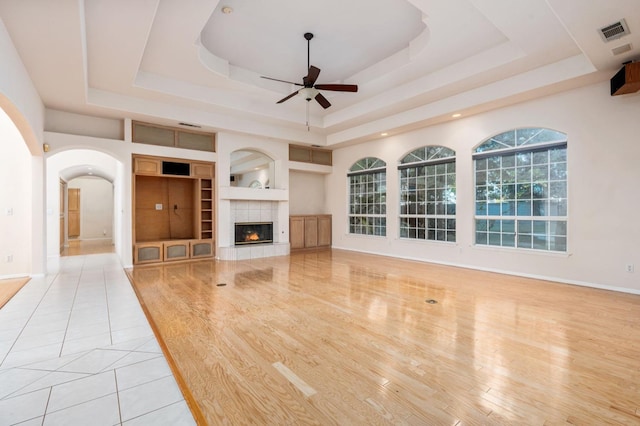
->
(299, 87), (319, 101)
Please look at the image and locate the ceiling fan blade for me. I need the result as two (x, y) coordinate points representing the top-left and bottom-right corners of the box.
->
(315, 93), (331, 109)
(277, 90), (300, 104)
(261, 76), (304, 86)
(314, 84), (358, 92)
(304, 66), (321, 86)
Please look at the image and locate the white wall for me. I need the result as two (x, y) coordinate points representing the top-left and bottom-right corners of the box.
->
(289, 171), (327, 215)
(0, 107), (32, 278)
(237, 168), (270, 188)
(68, 177), (114, 239)
(0, 16), (45, 276)
(328, 81), (640, 293)
(0, 17), (43, 154)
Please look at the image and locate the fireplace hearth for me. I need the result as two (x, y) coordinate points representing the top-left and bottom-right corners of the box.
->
(235, 222), (273, 245)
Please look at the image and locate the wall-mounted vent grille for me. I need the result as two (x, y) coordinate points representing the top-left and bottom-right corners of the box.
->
(611, 43), (632, 55)
(599, 19), (629, 42)
(178, 122), (201, 128)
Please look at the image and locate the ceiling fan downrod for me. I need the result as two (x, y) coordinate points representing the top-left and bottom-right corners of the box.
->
(304, 32), (313, 71)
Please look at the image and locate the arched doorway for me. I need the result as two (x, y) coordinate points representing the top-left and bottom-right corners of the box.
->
(61, 171), (115, 256)
(46, 149), (128, 270)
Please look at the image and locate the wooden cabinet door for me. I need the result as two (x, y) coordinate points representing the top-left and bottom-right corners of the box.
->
(304, 216), (318, 248)
(68, 188), (80, 238)
(134, 157), (161, 175)
(289, 217), (305, 249)
(192, 162), (213, 178)
(60, 180), (66, 252)
(317, 215), (332, 247)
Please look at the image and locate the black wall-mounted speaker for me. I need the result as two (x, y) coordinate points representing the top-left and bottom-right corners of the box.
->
(611, 62), (640, 96)
(162, 161), (190, 176)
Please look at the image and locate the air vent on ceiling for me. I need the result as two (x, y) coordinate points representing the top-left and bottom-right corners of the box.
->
(611, 43), (632, 56)
(599, 19), (629, 42)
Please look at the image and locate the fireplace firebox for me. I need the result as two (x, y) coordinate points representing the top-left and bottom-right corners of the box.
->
(235, 222), (273, 245)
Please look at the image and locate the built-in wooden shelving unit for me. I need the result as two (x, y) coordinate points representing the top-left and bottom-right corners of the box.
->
(132, 154), (215, 264)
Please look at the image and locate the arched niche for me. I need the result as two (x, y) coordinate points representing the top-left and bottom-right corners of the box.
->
(230, 149), (274, 189)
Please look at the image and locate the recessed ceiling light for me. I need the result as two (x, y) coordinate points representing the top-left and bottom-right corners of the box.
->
(452, 113), (462, 118)
(380, 132), (388, 136)
(221, 6), (233, 14)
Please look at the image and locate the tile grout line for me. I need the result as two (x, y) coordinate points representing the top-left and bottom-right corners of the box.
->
(103, 265), (114, 347)
(114, 369), (123, 425)
(41, 385), (53, 425)
(57, 256), (85, 357)
(0, 271), (62, 368)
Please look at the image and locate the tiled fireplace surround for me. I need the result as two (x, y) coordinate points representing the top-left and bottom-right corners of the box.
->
(217, 200), (289, 260)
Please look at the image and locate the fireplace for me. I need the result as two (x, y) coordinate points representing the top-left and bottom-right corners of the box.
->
(235, 222), (273, 245)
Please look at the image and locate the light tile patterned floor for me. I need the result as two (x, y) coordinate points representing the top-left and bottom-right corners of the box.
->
(0, 254), (196, 426)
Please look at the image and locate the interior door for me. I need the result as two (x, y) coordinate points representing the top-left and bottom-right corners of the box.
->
(68, 188), (80, 238)
(60, 180), (66, 253)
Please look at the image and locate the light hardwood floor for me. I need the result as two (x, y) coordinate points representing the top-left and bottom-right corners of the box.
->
(0, 277), (29, 309)
(61, 239), (114, 256)
(126, 249), (640, 425)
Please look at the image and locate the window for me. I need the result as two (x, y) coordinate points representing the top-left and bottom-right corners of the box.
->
(348, 157), (386, 236)
(399, 146), (456, 242)
(473, 128), (567, 252)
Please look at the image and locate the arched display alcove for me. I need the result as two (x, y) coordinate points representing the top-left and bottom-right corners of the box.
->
(230, 149), (275, 189)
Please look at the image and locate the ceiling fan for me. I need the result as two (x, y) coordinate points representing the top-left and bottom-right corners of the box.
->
(261, 32), (358, 109)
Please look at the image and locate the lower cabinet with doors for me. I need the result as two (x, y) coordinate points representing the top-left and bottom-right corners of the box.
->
(289, 215), (331, 251)
(134, 239), (214, 265)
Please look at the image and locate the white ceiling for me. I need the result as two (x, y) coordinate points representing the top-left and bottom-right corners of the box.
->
(0, 0), (638, 147)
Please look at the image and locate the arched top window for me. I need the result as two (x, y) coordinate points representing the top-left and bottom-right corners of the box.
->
(475, 128), (566, 154)
(348, 157), (386, 236)
(398, 146), (456, 242)
(400, 146), (455, 165)
(349, 157), (386, 173)
(473, 127), (567, 252)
